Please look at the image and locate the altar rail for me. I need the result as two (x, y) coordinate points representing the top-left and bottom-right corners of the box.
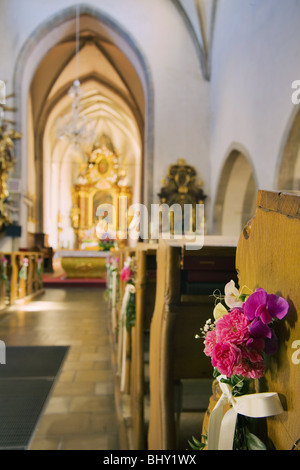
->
(0, 251), (44, 309)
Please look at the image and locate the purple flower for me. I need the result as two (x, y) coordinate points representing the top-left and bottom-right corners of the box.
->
(244, 288), (289, 324)
(263, 330), (279, 355)
(244, 288), (289, 353)
(249, 317), (272, 339)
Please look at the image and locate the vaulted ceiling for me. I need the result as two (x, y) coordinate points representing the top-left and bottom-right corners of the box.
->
(30, 12), (144, 165)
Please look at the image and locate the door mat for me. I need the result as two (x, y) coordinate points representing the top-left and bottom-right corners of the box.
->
(0, 346), (69, 449)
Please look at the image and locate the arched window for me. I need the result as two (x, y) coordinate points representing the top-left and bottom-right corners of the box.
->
(213, 150), (257, 236)
(278, 108), (300, 191)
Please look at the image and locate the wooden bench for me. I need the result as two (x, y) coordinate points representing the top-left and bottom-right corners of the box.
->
(130, 242), (158, 450)
(147, 237), (237, 450)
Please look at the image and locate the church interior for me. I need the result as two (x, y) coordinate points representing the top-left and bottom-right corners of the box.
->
(0, 0), (299, 452)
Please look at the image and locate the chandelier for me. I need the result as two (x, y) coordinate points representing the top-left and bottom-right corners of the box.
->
(56, 5), (94, 148)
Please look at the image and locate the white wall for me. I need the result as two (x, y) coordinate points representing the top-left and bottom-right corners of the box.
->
(209, 0), (300, 230)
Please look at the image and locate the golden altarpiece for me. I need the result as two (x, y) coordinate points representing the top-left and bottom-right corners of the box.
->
(70, 146), (132, 250)
(0, 82), (21, 231)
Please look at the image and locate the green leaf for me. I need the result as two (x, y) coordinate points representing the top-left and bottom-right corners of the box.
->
(192, 436), (202, 446)
(188, 440), (199, 450)
(188, 436), (206, 450)
(213, 368), (221, 378)
(246, 432), (266, 450)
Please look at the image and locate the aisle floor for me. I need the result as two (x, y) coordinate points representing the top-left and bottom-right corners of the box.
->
(0, 286), (120, 451)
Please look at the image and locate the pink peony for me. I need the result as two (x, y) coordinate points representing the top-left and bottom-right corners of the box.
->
(234, 354), (266, 379)
(245, 336), (265, 352)
(241, 346), (264, 364)
(216, 308), (250, 345)
(121, 266), (132, 283)
(204, 330), (216, 357)
(211, 342), (242, 377)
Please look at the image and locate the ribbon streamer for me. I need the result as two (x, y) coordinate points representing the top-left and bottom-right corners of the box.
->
(207, 375), (284, 450)
(111, 270), (118, 332)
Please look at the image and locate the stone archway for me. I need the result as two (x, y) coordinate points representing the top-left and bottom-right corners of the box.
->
(13, 4), (154, 247)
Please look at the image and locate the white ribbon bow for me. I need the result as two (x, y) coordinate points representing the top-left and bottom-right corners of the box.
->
(207, 375), (284, 450)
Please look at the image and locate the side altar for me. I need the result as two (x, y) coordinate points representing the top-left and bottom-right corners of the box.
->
(54, 250), (110, 279)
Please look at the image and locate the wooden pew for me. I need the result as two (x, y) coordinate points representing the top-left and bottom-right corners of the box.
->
(235, 190), (300, 450)
(130, 242), (158, 450)
(147, 237), (237, 450)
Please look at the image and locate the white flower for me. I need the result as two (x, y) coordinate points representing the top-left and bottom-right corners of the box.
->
(224, 280), (243, 308)
(213, 302), (228, 321)
(124, 256), (132, 267)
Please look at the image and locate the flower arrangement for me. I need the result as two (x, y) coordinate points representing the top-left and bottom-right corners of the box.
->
(120, 256), (136, 284)
(105, 255), (120, 303)
(1, 255), (10, 304)
(200, 280), (289, 383)
(99, 235), (116, 251)
(36, 256), (43, 288)
(19, 257), (28, 280)
(1, 256), (8, 281)
(120, 256), (136, 330)
(192, 280), (289, 450)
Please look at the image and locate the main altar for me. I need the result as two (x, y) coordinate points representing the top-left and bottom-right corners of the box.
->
(57, 144), (132, 279)
(70, 145), (132, 250)
(54, 250), (109, 279)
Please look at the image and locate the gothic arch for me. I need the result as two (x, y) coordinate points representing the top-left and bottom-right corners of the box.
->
(13, 4), (154, 245)
(213, 148), (257, 236)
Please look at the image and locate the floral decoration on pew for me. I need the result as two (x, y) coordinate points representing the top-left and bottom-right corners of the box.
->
(1, 256), (8, 283)
(1, 256), (9, 302)
(120, 256), (136, 330)
(36, 256), (43, 288)
(120, 256), (136, 284)
(105, 255), (120, 303)
(193, 280), (289, 450)
(19, 257), (28, 280)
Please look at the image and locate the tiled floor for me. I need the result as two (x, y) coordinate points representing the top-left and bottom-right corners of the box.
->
(0, 286), (120, 451)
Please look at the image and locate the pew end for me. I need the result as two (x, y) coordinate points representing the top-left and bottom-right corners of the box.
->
(147, 238), (238, 450)
(235, 190), (300, 450)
